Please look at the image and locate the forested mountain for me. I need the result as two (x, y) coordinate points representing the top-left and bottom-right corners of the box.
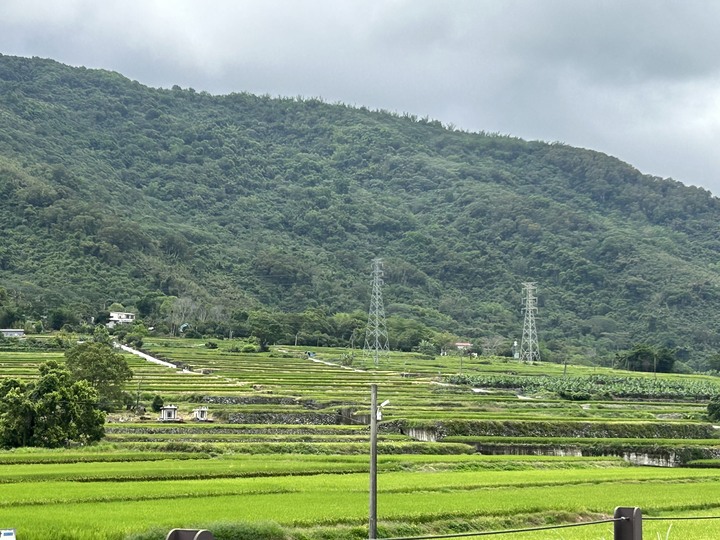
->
(2, 54), (720, 367)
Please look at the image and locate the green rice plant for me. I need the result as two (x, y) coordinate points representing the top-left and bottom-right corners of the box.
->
(7, 468), (720, 539)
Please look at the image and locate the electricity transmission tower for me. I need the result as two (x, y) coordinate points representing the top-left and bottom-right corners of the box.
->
(363, 258), (389, 366)
(519, 282), (540, 362)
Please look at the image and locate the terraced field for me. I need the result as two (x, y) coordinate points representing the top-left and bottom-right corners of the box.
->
(2, 339), (720, 539)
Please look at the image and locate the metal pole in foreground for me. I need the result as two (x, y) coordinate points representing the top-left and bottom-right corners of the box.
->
(614, 506), (642, 540)
(369, 383), (378, 539)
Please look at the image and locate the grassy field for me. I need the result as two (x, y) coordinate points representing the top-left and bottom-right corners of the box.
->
(2, 339), (720, 538)
(1, 452), (720, 539)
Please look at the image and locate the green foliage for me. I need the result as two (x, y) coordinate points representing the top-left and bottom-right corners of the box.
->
(151, 395), (164, 413)
(708, 395), (720, 422)
(3, 55), (720, 365)
(123, 333), (144, 348)
(448, 372), (719, 401)
(92, 324), (111, 344)
(616, 344), (676, 373)
(64, 342), (133, 410)
(416, 339), (437, 358)
(0, 361), (105, 448)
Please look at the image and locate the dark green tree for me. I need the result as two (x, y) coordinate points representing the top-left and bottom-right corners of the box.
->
(248, 311), (286, 351)
(617, 344), (676, 373)
(65, 342), (133, 410)
(416, 339), (437, 359)
(705, 354), (720, 373)
(92, 324), (112, 344)
(0, 361), (105, 448)
(151, 395), (164, 413)
(48, 308), (79, 331)
(708, 395), (720, 422)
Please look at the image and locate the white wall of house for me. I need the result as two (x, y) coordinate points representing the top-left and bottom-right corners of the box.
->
(107, 312), (136, 328)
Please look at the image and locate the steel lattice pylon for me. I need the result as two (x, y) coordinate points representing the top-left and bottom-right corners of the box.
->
(519, 282), (541, 362)
(363, 258), (389, 366)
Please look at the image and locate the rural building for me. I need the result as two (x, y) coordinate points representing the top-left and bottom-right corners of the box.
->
(454, 342), (473, 351)
(107, 311), (136, 328)
(193, 407), (210, 422)
(0, 329), (24, 338)
(159, 405), (180, 422)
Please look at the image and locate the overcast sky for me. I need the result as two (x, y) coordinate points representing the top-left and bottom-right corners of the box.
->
(2, 0), (720, 193)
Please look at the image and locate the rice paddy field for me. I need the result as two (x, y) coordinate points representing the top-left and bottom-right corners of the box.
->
(3, 339), (720, 539)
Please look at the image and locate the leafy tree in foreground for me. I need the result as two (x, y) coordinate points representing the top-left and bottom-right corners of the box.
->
(65, 342), (133, 410)
(0, 361), (105, 448)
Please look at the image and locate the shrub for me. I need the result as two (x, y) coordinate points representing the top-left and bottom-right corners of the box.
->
(708, 395), (720, 422)
(151, 395), (164, 413)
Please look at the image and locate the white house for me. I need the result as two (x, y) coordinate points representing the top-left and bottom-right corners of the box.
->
(107, 312), (136, 328)
(0, 329), (24, 338)
(454, 342), (473, 351)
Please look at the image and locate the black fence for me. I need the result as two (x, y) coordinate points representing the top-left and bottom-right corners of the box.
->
(376, 507), (720, 540)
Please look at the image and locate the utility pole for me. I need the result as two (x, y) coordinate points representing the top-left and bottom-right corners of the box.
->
(369, 384), (389, 540)
(363, 258), (389, 366)
(369, 384), (378, 540)
(520, 282), (540, 362)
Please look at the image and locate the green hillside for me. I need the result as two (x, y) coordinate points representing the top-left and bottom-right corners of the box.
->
(1, 54), (720, 365)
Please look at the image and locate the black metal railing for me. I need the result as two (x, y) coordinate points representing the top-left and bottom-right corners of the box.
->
(374, 507), (720, 540)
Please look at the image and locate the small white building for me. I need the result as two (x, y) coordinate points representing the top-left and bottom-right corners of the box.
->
(193, 406), (210, 422)
(107, 312), (136, 328)
(0, 329), (24, 338)
(454, 342), (473, 351)
(159, 405), (180, 422)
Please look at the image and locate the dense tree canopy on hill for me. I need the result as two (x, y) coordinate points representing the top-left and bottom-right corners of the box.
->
(1, 54), (720, 367)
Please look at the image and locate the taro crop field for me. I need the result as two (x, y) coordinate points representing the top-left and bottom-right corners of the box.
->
(4, 340), (720, 539)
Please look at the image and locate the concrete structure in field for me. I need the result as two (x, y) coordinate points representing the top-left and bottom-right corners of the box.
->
(159, 405), (180, 422)
(107, 312), (136, 328)
(193, 407), (210, 422)
(0, 329), (24, 338)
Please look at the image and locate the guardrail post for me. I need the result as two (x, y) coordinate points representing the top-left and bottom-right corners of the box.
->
(614, 507), (642, 540)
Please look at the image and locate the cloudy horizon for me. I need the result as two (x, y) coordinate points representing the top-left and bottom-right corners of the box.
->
(2, 0), (720, 193)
